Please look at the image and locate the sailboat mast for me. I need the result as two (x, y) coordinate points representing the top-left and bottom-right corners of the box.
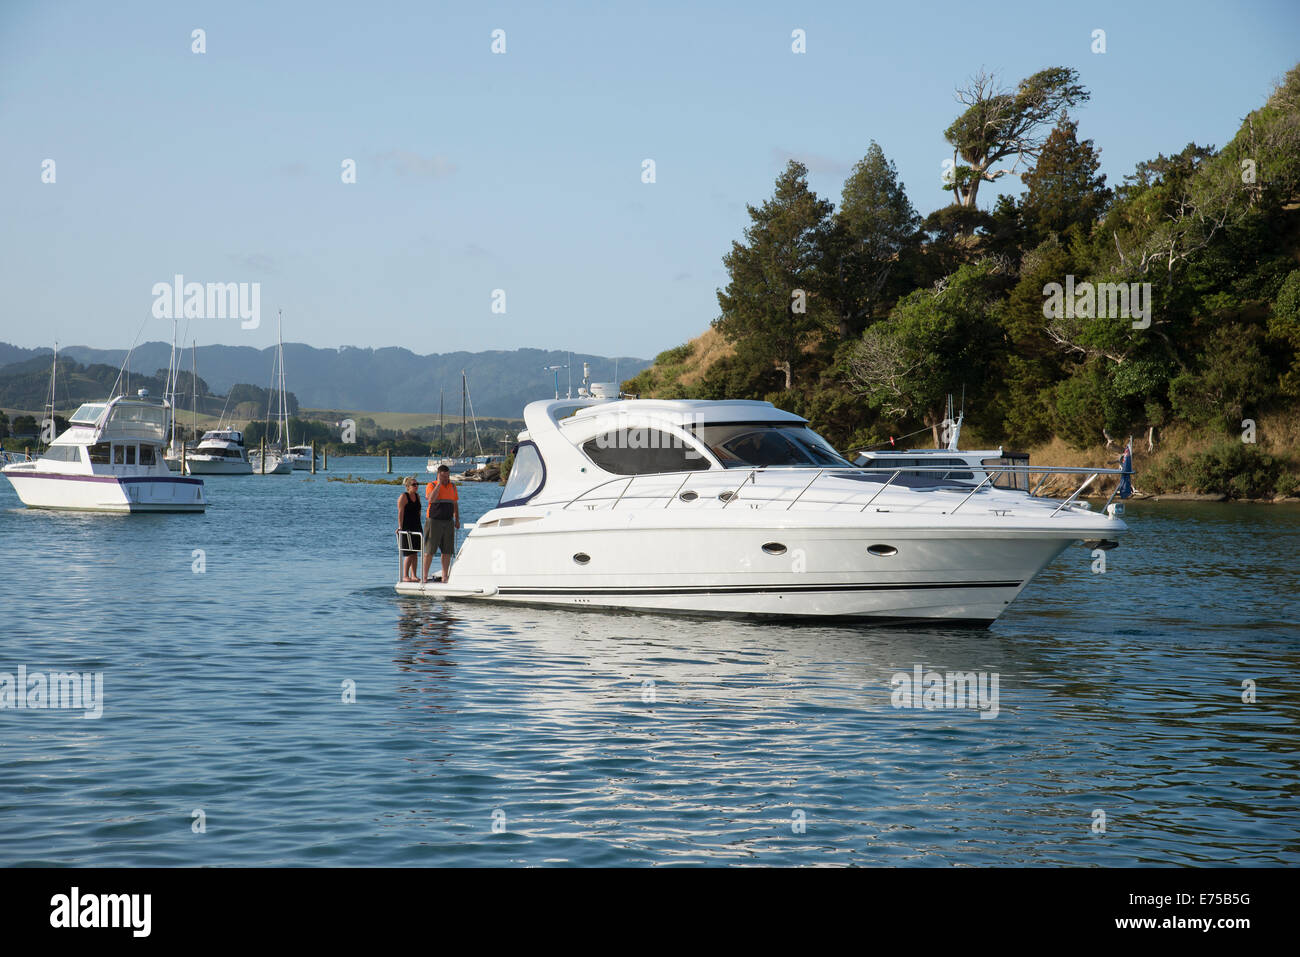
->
(461, 370), (466, 458)
(48, 342), (57, 445)
(191, 341), (197, 441)
(277, 310), (287, 448)
(169, 319), (177, 447)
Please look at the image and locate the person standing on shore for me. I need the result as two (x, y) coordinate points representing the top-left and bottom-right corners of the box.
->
(422, 465), (461, 584)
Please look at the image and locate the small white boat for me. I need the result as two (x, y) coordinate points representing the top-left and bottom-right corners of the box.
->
(428, 456), (474, 474)
(249, 449), (291, 474)
(852, 402), (1031, 492)
(285, 445), (314, 470)
(2, 391), (206, 512)
(185, 428), (253, 475)
(395, 396), (1129, 626)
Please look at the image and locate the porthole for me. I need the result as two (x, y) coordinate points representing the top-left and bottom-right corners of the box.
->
(573, 552), (591, 565)
(761, 542), (787, 556)
(679, 490), (698, 502)
(867, 544), (898, 557)
(717, 490), (735, 502)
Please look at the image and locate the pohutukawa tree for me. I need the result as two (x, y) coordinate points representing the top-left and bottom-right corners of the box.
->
(944, 67), (1090, 210)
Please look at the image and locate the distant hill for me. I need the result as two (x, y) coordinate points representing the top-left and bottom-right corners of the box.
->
(0, 343), (649, 418)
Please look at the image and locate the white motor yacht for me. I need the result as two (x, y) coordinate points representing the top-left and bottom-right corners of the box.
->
(185, 428), (253, 475)
(285, 445), (313, 470)
(428, 455), (474, 474)
(394, 398), (1128, 626)
(853, 407), (1031, 492)
(2, 391), (207, 512)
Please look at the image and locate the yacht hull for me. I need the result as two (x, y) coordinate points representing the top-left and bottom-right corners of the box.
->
(3, 470), (207, 512)
(185, 459), (253, 475)
(394, 524), (1086, 624)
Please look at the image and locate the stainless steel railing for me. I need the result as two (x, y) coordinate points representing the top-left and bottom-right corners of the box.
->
(396, 529), (423, 581)
(560, 464), (1131, 517)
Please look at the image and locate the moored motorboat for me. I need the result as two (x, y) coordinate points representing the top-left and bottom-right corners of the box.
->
(2, 391), (206, 512)
(394, 397), (1129, 626)
(285, 445), (313, 470)
(185, 428), (254, 475)
(852, 401), (1031, 492)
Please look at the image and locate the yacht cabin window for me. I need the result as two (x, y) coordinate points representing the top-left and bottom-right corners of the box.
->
(691, 423), (853, 469)
(138, 445), (156, 466)
(41, 445), (81, 463)
(984, 454), (1029, 491)
(499, 443), (545, 506)
(581, 429), (711, 475)
(858, 456), (974, 480)
(88, 443), (111, 464)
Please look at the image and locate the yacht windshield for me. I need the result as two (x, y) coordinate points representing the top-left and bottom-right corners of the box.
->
(106, 403), (168, 439)
(70, 403), (107, 425)
(692, 423), (854, 469)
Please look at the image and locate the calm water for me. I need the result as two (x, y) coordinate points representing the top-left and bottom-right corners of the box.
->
(1, 456), (1296, 866)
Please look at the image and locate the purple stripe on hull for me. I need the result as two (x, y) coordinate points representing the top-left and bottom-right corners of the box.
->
(8, 471), (203, 486)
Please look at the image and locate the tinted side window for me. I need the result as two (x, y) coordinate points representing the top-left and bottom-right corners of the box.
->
(500, 444), (544, 505)
(582, 429), (710, 475)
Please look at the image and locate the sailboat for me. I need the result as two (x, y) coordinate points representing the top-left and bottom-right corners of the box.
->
(426, 371), (482, 473)
(250, 311), (293, 475)
(164, 340), (197, 472)
(162, 322), (185, 470)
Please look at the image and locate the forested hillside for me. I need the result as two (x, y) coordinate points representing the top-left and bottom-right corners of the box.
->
(626, 65), (1300, 498)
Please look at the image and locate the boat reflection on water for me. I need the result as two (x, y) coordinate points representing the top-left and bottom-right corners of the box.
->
(385, 598), (1053, 722)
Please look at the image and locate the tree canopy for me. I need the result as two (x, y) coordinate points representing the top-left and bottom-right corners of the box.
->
(626, 63), (1300, 496)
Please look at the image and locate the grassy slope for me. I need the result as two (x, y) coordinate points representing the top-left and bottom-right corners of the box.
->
(624, 328), (735, 396)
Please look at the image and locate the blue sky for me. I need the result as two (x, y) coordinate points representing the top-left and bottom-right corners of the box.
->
(1, 0), (1296, 360)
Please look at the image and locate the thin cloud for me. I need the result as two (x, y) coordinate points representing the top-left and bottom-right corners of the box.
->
(229, 253), (278, 274)
(375, 150), (457, 179)
(770, 148), (850, 177)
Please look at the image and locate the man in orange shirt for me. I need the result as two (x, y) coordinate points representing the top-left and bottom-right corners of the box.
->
(421, 464), (461, 584)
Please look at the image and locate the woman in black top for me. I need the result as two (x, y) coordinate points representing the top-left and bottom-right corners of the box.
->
(397, 477), (422, 581)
